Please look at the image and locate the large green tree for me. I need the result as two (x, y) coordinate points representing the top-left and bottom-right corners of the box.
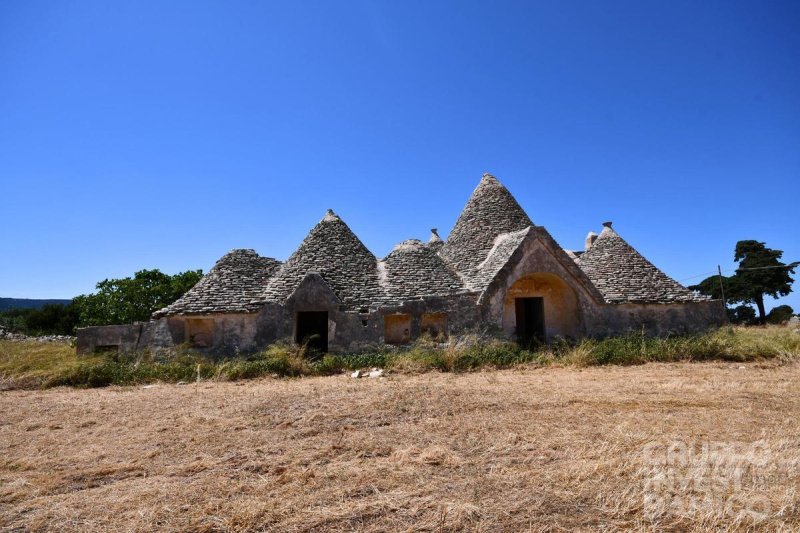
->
(73, 269), (202, 326)
(733, 241), (796, 323)
(690, 240), (796, 325)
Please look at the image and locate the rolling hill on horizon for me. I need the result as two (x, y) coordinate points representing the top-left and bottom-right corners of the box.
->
(0, 298), (73, 311)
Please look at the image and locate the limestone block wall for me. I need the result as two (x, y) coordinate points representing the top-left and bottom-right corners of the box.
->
(76, 324), (147, 355)
(77, 313), (260, 357)
(584, 300), (727, 337)
(481, 237), (604, 340)
(255, 293), (481, 353)
(76, 290), (726, 358)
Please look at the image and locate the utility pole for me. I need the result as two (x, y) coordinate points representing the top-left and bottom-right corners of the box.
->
(717, 265), (727, 309)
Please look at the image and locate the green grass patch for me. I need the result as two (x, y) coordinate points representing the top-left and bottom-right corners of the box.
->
(1, 326), (798, 390)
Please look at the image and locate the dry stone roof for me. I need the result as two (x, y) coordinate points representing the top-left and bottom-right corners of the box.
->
(469, 227), (530, 291)
(378, 240), (466, 303)
(259, 210), (383, 307)
(469, 226), (606, 303)
(154, 249), (281, 317)
(576, 225), (708, 304)
(156, 175), (709, 317)
(440, 173), (533, 276)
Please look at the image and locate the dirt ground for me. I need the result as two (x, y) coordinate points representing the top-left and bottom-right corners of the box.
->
(1, 362), (798, 532)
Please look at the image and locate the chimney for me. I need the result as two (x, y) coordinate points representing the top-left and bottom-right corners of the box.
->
(428, 228), (444, 249)
(585, 231), (598, 251)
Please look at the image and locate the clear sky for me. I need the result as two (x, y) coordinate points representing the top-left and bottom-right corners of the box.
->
(1, 1), (798, 312)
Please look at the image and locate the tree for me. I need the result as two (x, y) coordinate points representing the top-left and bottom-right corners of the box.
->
(727, 304), (756, 325)
(0, 308), (32, 333)
(73, 269), (202, 326)
(766, 305), (795, 325)
(690, 240), (796, 325)
(24, 303), (81, 335)
(689, 274), (746, 303)
(734, 241), (796, 324)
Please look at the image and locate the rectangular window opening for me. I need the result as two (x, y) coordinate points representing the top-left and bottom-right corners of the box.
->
(93, 344), (120, 354)
(421, 312), (448, 340)
(186, 318), (215, 348)
(384, 314), (412, 345)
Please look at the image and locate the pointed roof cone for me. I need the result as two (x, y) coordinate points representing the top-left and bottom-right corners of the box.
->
(261, 210), (382, 306)
(441, 173), (533, 275)
(576, 224), (708, 304)
(154, 249), (281, 317)
(380, 239), (465, 303)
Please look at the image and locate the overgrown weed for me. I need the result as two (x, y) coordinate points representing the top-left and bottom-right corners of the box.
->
(1, 326), (797, 389)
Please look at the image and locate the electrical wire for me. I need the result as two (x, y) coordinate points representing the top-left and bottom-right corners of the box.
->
(678, 262), (797, 283)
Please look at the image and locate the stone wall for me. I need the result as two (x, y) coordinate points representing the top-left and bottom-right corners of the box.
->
(255, 289), (481, 353)
(480, 236), (604, 340)
(499, 273), (582, 339)
(476, 234), (727, 341)
(77, 313), (260, 358)
(76, 295), (726, 357)
(76, 323), (147, 355)
(585, 300), (728, 337)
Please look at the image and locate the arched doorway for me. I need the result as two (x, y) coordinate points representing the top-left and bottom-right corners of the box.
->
(502, 273), (582, 342)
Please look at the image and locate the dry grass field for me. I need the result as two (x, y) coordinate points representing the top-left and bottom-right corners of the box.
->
(1, 360), (798, 531)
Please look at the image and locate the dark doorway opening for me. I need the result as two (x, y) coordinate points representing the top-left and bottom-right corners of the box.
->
(515, 297), (545, 346)
(296, 311), (329, 354)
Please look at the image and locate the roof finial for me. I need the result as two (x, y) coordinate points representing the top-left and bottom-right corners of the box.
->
(428, 228), (442, 243)
(602, 221), (613, 229)
(323, 209), (339, 222)
(585, 231), (598, 251)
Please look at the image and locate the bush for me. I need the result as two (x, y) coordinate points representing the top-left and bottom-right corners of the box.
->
(767, 305), (795, 324)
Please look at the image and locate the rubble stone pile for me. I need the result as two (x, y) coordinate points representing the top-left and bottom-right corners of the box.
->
(0, 326), (75, 344)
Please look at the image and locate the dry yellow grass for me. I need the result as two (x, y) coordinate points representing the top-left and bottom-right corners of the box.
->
(1, 361), (798, 531)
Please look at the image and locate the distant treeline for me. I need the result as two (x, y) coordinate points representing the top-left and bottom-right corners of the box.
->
(0, 269), (202, 336)
(0, 298), (72, 312)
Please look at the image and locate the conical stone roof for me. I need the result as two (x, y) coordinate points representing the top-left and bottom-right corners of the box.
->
(576, 224), (708, 304)
(469, 227), (531, 291)
(260, 210), (382, 307)
(378, 239), (466, 303)
(440, 173), (533, 276)
(154, 249), (281, 317)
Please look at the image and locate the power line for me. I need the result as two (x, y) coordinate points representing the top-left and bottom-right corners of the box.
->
(678, 262), (797, 283)
(735, 263), (799, 272)
(678, 271), (720, 282)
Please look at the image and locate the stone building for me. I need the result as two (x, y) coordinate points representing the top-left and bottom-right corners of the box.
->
(76, 174), (726, 356)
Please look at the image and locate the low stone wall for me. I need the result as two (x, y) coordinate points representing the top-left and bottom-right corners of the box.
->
(586, 300), (728, 338)
(0, 326), (75, 344)
(76, 324), (147, 355)
(77, 314), (262, 358)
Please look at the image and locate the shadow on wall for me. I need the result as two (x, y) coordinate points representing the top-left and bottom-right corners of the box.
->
(502, 273), (582, 340)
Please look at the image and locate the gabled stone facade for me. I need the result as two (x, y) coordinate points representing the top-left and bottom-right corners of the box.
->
(76, 173), (726, 356)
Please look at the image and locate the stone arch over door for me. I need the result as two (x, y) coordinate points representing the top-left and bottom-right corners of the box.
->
(502, 273), (582, 340)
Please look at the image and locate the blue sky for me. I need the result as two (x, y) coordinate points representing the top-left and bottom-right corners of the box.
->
(1, 1), (798, 312)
